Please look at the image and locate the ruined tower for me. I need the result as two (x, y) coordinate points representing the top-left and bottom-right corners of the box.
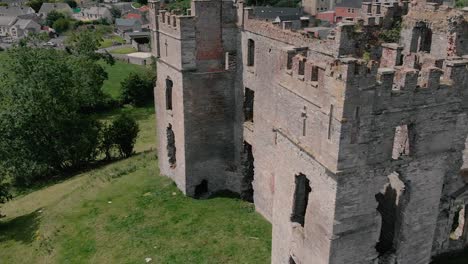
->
(151, 0), (468, 263)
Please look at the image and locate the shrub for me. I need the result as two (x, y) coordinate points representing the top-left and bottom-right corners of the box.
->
(53, 17), (70, 33)
(111, 114), (140, 158)
(120, 72), (155, 106)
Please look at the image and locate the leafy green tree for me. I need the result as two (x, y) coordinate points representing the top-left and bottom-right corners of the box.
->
(99, 123), (115, 160)
(0, 3), (8, 7)
(52, 17), (70, 33)
(111, 114), (139, 158)
(46, 10), (66, 27)
(0, 47), (105, 186)
(65, 0), (77, 8)
(135, 0), (147, 5)
(65, 29), (103, 60)
(455, 0), (467, 8)
(26, 0), (44, 12)
(120, 72), (155, 106)
(110, 6), (122, 19)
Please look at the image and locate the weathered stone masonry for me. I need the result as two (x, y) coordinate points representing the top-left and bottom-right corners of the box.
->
(149, 0), (468, 263)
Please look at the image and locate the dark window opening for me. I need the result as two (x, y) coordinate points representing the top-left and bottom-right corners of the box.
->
(376, 5), (381, 14)
(301, 106), (308, 137)
(194, 179), (209, 199)
(287, 53), (294, 70)
(298, 59), (306, 75)
(289, 256), (297, 264)
(375, 185), (397, 255)
(392, 124), (415, 160)
(328, 105), (334, 140)
(396, 54), (404, 66)
(419, 27), (432, 53)
(167, 124), (176, 167)
(450, 204), (466, 240)
(375, 173), (406, 257)
(291, 173), (311, 227)
(241, 141), (255, 202)
(247, 39), (255, 66)
(166, 78), (173, 110)
(244, 88), (255, 123)
(311, 66), (319, 81)
(354, 64), (360, 75)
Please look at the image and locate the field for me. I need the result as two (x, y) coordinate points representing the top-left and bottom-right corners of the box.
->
(110, 47), (137, 54)
(0, 53), (272, 263)
(99, 60), (146, 99)
(100, 35), (126, 49)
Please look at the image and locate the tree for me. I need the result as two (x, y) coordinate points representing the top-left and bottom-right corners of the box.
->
(0, 3), (8, 7)
(111, 114), (139, 158)
(455, 0), (467, 8)
(0, 47), (106, 186)
(52, 17), (70, 33)
(46, 10), (66, 27)
(65, 29), (104, 61)
(135, 0), (147, 5)
(110, 6), (122, 19)
(120, 72), (155, 106)
(26, 0), (44, 12)
(65, 0), (77, 8)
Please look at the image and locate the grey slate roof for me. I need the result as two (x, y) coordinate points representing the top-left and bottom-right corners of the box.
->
(82, 6), (111, 15)
(0, 16), (16, 26)
(116, 18), (139, 27)
(38, 3), (72, 14)
(0, 6), (35, 16)
(13, 18), (38, 29)
(252, 7), (302, 20)
(335, 0), (362, 8)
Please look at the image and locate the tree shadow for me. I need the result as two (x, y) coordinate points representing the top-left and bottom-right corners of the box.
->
(0, 210), (41, 244)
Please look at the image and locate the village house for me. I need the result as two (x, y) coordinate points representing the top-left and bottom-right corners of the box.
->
(38, 3), (72, 18)
(0, 15), (40, 42)
(75, 6), (112, 22)
(0, 6), (34, 17)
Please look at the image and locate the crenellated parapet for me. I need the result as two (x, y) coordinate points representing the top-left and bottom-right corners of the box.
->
(158, 10), (195, 40)
(242, 9), (361, 57)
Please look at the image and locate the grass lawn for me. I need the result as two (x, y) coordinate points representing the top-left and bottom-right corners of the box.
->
(99, 60), (146, 99)
(0, 152), (272, 263)
(110, 47), (137, 55)
(100, 35), (126, 49)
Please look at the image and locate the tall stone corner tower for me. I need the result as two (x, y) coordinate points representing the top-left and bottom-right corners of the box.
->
(149, 0), (243, 198)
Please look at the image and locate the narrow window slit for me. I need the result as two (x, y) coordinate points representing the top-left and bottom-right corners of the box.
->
(291, 173), (311, 227)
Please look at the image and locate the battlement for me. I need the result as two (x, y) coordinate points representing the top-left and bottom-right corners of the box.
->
(243, 10), (360, 57)
(158, 10), (195, 39)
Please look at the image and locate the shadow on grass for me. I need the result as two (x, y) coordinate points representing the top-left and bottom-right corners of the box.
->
(96, 102), (155, 122)
(13, 151), (157, 198)
(0, 210), (40, 244)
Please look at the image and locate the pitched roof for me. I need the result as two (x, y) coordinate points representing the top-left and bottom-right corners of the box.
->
(0, 6), (35, 16)
(0, 15), (16, 26)
(335, 0), (362, 8)
(83, 6), (111, 15)
(138, 5), (149, 12)
(13, 18), (39, 29)
(38, 3), (72, 14)
(125, 13), (141, 20)
(252, 7), (302, 20)
(115, 18), (139, 27)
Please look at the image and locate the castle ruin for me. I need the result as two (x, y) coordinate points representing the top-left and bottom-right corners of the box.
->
(149, 0), (468, 263)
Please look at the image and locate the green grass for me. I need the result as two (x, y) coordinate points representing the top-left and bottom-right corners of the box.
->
(100, 35), (126, 49)
(132, 2), (142, 8)
(99, 60), (146, 99)
(0, 151), (272, 263)
(110, 47), (137, 54)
